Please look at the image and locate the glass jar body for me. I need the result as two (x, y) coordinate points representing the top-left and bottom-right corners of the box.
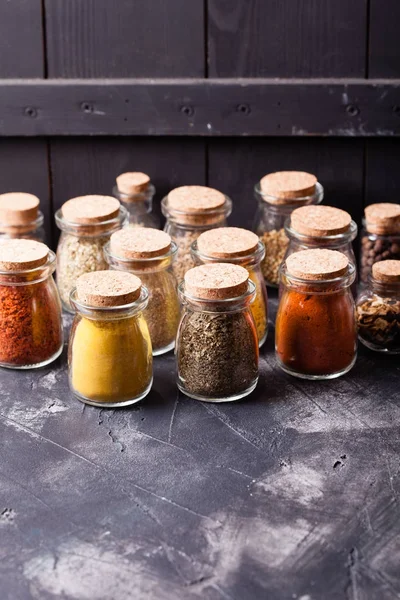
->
(105, 243), (181, 356)
(360, 227), (400, 283)
(68, 298), (153, 407)
(356, 283), (400, 354)
(275, 269), (357, 379)
(113, 185), (160, 229)
(176, 286), (259, 402)
(0, 212), (45, 243)
(254, 182), (324, 287)
(0, 260), (63, 369)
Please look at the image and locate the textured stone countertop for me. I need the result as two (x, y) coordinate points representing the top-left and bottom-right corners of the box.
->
(0, 300), (399, 600)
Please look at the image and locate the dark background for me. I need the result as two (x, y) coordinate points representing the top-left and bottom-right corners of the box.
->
(0, 0), (399, 247)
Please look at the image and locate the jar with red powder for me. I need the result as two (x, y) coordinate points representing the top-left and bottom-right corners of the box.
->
(275, 249), (357, 379)
(0, 239), (63, 369)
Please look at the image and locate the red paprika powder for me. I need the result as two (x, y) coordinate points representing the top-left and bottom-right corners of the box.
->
(0, 239), (63, 368)
(275, 249), (357, 379)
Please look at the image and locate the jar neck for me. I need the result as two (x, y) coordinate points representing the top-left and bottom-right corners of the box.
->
(104, 241), (178, 273)
(0, 250), (56, 285)
(0, 211), (44, 236)
(255, 181), (324, 212)
(70, 287), (149, 320)
(285, 219), (358, 248)
(280, 263), (356, 294)
(178, 280), (256, 313)
(113, 184), (155, 215)
(161, 195), (232, 227)
(55, 207), (128, 237)
(369, 278), (400, 298)
(191, 240), (265, 268)
(362, 219), (400, 238)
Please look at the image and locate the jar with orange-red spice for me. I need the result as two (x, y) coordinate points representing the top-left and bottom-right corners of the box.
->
(275, 249), (357, 379)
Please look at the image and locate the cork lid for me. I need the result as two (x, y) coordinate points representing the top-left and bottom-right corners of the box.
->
(168, 186), (225, 213)
(372, 260), (400, 283)
(286, 249), (349, 280)
(260, 171), (317, 204)
(0, 239), (49, 271)
(116, 172), (150, 196)
(290, 205), (352, 237)
(0, 193), (40, 225)
(62, 195), (120, 224)
(76, 270), (142, 307)
(197, 227), (259, 258)
(364, 203), (400, 235)
(110, 227), (171, 259)
(184, 263), (249, 300)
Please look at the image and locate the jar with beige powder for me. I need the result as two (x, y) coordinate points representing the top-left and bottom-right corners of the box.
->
(161, 186), (232, 283)
(360, 203), (400, 283)
(253, 171), (324, 287)
(112, 171), (159, 229)
(0, 192), (45, 242)
(55, 195), (127, 312)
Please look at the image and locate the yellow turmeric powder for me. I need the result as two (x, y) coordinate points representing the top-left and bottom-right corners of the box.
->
(70, 314), (152, 404)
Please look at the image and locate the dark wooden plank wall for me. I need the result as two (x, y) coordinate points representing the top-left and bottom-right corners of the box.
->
(0, 0), (399, 247)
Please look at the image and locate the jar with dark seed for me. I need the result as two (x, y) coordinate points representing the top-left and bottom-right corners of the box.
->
(360, 203), (400, 284)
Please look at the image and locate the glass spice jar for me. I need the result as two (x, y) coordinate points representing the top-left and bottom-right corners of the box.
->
(356, 260), (400, 354)
(276, 249), (357, 379)
(360, 203), (400, 283)
(162, 185), (232, 284)
(0, 239), (63, 369)
(105, 227), (180, 356)
(112, 171), (160, 229)
(253, 171), (324, 287)
(0, 192), (45, 242)
(176, 263), (259, 402)
(55, 195), (127, 312)
(69, 270), (153, 407)
(191, 227), (268, 347)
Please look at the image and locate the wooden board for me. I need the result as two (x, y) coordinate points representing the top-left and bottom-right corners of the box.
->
(45, 0), (205, 77)
(365, 139), (400, 207)
(208, 138), (365, 231)
(208, 0), (367, 77)
(369, 0), (400, 78)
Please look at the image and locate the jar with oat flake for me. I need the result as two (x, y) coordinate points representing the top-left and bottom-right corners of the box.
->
(357, 260), (400, 354)
(161, 185), (232, 284)
(112, 171), (159, 229)
(253, 171), (324, 287)
(55, 195), (127, 312)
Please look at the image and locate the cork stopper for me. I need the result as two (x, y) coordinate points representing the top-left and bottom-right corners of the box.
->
(116, 172), (150, 196)
(184, 263), (249, 300)
(76, 270), (142, 307)
(0, 193), (40, 225)
(62, 195), (120, 224)
(0, 239), (48, 271)
(286, 249), (349, 280)
(166, 186), (228, 226)
(364, 203), (400, 235)
(110, 227), (171, 259)
(291, 205), (351, 237)
(260, 171), (317, 204)
(372, 260), (400, 284)
(197, 227), (259, 258)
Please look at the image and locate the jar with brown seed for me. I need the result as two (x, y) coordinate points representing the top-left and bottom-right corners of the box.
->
(161, 186), (232, 284)
(191, 227), (268, 347)
(360, 203), (400, 284)
(112, 171), (160, 229)
(104, 227), (180, 356)
(253, 171), (324, 287)
(0, 192), (45, 242)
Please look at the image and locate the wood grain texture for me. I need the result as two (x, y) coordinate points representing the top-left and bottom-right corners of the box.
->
(45, 0), (205, 77)
(0, 301), (399, 599)
(0, 0), (44, 78)
(0, 140), (52, 244)
(369, 0), (400, 78)
(208, 0), (367, 77)
(208, 138), (365, 230)
(365, 139), (400, 207)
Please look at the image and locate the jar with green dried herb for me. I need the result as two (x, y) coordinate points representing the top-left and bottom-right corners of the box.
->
(176, 263), (259, 402)
(105, 227), (180, 355)
(55, 195), (127, 312)
(356, 260), (400, 354)
(191, 227), (268, 347)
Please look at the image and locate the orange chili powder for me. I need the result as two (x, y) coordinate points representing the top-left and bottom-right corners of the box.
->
(275, 288), (357, 376)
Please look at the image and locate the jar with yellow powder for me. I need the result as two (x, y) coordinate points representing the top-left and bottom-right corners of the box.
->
(104, 227), (180, 356)
(69, 270), (152, 407)
(191, 227), (268, 347)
